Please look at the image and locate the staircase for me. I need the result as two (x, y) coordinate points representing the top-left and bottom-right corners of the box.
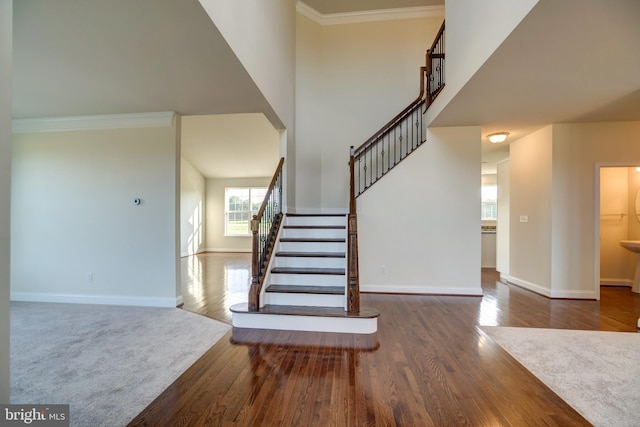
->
(230, 213), (379, 334)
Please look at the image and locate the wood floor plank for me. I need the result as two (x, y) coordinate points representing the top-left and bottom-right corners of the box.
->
(129, 255), (640, 427)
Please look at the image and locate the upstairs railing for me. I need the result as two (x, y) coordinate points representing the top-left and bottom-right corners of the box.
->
(346, 22), (446, 314)
(426, 22), (445, 106)
(351, 20), (445, 198)
(249, 157), (284, 312)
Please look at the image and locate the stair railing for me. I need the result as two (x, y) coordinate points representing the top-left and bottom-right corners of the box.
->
(249, 157), (285, 312)
(426, 21), (445, 106)
(351, 20), (445, 198)
(346, 23), (446, 313)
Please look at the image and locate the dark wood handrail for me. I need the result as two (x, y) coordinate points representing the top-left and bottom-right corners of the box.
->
(353, 77), (426, 158)
(249, 157), (285, 312)
(346, 22), (445, 313)
(426, 21), (445, 106)
(429, 21), (445, 56)
(255, 157), (284, 220)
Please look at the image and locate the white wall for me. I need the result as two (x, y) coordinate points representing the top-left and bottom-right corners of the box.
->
(496, 159), (510, 277)
(295, 14), (443, 211)
(552, 122), (640, 298)
(181, 157), (206, 257)
(358, 126), (482, 295)
(0, 0), (12, 404)
(508, 121), (640, 298)
(198, 0), (297, 209)
(425, 0), (538, 125)
(11, 120), (182, 307)
(508, 126), (553, 294)
(205, 177), (270, 252)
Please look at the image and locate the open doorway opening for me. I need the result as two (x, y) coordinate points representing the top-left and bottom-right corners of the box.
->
(598, 165), (640, 297)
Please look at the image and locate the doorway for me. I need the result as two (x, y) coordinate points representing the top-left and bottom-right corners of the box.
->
(597, 165), (640, 297)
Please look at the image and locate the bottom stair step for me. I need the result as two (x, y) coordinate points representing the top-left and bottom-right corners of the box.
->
(230, 303), (380, 334)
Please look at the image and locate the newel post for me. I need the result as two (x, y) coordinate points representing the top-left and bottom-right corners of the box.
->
(347, 147), (360, 313)
(248, 216), (260, 312)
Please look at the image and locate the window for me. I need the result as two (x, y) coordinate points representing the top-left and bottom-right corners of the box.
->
(481, 185), (497, 220)
(224, 187), (267, 236)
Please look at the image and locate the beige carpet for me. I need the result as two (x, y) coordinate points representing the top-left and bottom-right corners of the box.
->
(481, 326), (640, 427)
(10, 302), (231, 427)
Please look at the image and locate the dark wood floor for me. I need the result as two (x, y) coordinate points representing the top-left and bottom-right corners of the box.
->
(129, 253), (640, 426)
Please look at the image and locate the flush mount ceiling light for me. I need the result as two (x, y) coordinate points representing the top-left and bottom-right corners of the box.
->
(487, 132), (509, 144)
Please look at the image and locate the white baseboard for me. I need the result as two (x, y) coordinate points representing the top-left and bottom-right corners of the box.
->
(503, 275), (551, 297)
(203, 248), (251, 253)
(361, 284), (483, 296)
(505, 275), (597, 299)
(181, 249), (208, 257)
(600, 278), (632, 287)
(11, 292), (182, 308)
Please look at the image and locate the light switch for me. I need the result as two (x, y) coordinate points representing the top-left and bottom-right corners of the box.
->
(519, 215), (529, 223)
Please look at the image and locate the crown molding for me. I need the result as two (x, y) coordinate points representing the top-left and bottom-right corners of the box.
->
(12, 111), (176, 133)
(296, 2), (444, 25)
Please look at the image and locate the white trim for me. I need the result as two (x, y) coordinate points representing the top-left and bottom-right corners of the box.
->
(361, 284), (483, 296)
(12, 111), (176, 133)
(203, 248), (251, 253)
(505, 275), (598, 300)
(232, 312), (377, 334)
(549, 289), (598, 299)
(504, 275), (551, 297)
(181, 249), (208, 257)
(296, 2), (444, 25)
(11, 292), (181, 308)
(600, 278), (633, 287)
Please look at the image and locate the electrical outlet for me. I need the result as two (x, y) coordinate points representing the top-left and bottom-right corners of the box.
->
(380, 265), (387, 275)
(87, 272), (93, 283)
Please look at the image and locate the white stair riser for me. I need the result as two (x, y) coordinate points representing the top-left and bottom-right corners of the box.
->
(270, 273), (346, 287)
(232, 312), (377, 334)
(264, 292), (344, 307)
(274, 257), (346, 269)
(279, 241), (346, 252)
(282, 228), (345, 239)
(286, 216), (347, 227)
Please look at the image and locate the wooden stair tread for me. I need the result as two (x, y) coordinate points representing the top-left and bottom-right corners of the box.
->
(266, 285), (344, 294)
(276, 251), (345, 258)
(230, 303), (380, 318)
(271, 267), (345, 275)
(279, 237), (345, 243)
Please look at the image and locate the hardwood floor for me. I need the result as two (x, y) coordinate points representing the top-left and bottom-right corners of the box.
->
(129, 253), (640, 426)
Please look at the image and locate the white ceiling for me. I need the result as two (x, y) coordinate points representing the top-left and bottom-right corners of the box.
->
(430, 0), (640, 173)
(181, 114), (280, 179)
(302, 0), (443, 14)
(13, 0), (640, 177)
(12, 0), (278, 124)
